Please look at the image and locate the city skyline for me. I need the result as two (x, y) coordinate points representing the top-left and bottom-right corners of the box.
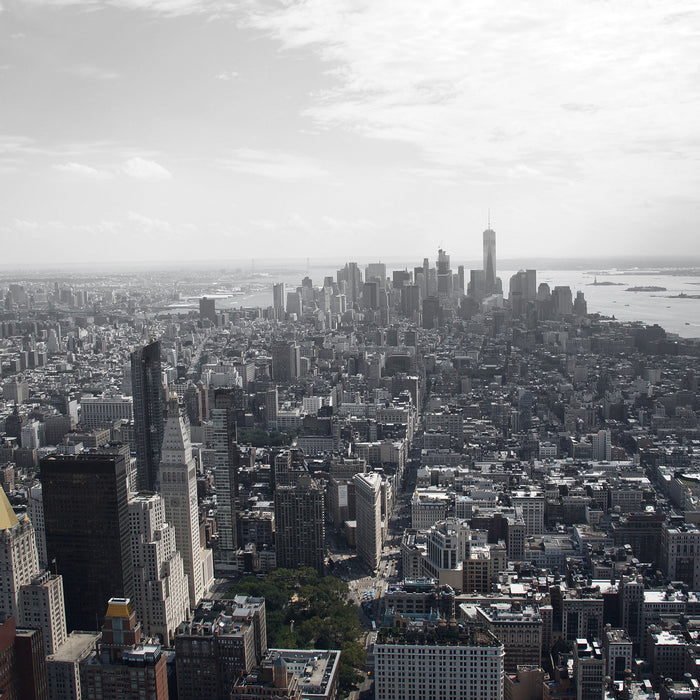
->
(1, 1), (699, 264)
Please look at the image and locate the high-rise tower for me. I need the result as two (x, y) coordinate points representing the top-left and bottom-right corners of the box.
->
(274, 473), (325, 575)
(40, 452), (133, 631)
(128, 493), (190, 644)
(131, 340), (164, 492)
(483, 226), (497, 294)
(158, 396), (211, 607)
(0, 486), (40, 622)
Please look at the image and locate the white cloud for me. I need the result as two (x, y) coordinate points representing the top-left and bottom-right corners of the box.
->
(219, 148), (328, 181)
(215, 70), (239, 81)
(122, 156), (172, 181)
(240, 0), (700, 184)
(54, 161), (110, 178)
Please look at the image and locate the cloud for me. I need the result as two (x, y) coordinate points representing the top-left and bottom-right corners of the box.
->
(219, 148), (328, 181)
(239, 0), (700, 183)
(215, 70), (239, 81)
(122, 156), (172, 181)
(19, 0), (237, 17)
(54, 161), (111, 178)
(68, 64), (120, 80)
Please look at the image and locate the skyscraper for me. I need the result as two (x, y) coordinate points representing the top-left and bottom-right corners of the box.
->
(0, 486), (39, 622)
(128, 493), (190, 644)
(158, 396), (211, 607)
(209, 388), (241, 574)
(274, 474), (325, 575)
(353, 472), (383, 571)
(131, 340), (164, 491)
(272, 283), (285, 320)
(40, 453), (133, 631)
(483, 226), (497, 294)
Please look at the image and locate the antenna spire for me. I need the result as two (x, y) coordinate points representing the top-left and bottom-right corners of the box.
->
(488, 208), (491, 230)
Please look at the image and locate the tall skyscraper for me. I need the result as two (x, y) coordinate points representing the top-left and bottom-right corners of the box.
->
(271, 342), (300, 382)
(483, 226), (497, 294)
(274, 474), (325, 575)
(209, 389), (241, 575)
(0, 486), (40, 622)
(272, 283), (286, 320)
(128, 493), (190, 644)
(131, 340), (164, 492)
(353, 472), (383, 571)
(40, 453), (133, 631)
(158, 396), (210, 607)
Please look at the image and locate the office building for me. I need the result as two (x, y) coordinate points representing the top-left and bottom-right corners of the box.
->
(199, 296), (217, 324)
(26, 484), (47, 570)
(131, 340), (164, 491)
(271, 342), (301, 382)
(353, 472), (383, 571)
(275, 474), (325, 575)
(18, 571), (67, 655)
(374, 624), (504, 700)
(40, 453), (133, 631)
(0, 486), (40, 622)
(46, 630), (100, 700)
(128, 493), (190, 644)
(483, 226), (497, 294)
(79, 394), (133, 429)
(175, 599), (262, 700)
(80, 598), (169, 700)
(14, 626), (49, 700)
(602, 627), (633, 681)
(209, 388), (240, 574)
(572, 639), (605, 700)
(158, 396), (210, 607)
(272, 283), (285, 319)
(661, 522), (700, 590)
(476, 603), (543, 672)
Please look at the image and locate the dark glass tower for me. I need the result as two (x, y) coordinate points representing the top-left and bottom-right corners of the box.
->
(40, 453), (133, 632)
(131, 340), (164, 491)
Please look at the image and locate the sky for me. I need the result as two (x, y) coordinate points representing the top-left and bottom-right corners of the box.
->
(0, 0), (699, 267)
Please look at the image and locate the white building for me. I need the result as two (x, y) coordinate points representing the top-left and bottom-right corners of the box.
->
(0, 487), (40, 621)
(661, 523), (700, 590)
(128, 492), (190, 644)
(158, 396), (213, 607)
(411, 488), (451, 530)
(27, 483), (47, 569)
(19, 570), (67, 655)
(512, 490), (545, 536)
(374, 626), (504, 700)
(354, 472), (383, 571)
(79, 394), (134, 428)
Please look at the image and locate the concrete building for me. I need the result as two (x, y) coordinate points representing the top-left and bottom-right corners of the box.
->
(19, 571), (67, 655)
(572, 638), (605, 700)
(131, 339), (164, 492)
(158, 396), (212, 607)
(175, 599), (263, 700)
(40, 452), (133, 632)
(353, 472), (383, 571)
(512, 491), (545, 536)
(0, 486), (40, 622)
(79, 394), (133, 429)
(661, 522), (700, 590)
(476, 603), (543, 673)
(80, 598), (169, 700)
(46, 631), (100, 700)
(274, 474), (325, 575)
(128, 492), (190, 645)
(26, 484), (47, 570)
(374, 623), (504, 700)
(602, 627), (633, 681)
